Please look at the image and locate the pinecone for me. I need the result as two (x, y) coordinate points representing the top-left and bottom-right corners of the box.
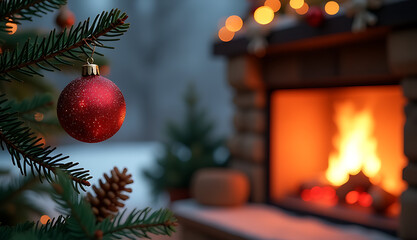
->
(86, 167), (133, 222)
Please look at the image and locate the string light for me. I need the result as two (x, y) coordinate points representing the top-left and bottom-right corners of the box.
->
(34, 112), (44, 122)
(325, 1), (340, 15)
(295, 2), (309, 15)
(218, 26), (235, 42)
(254, 6), (275, 25)
(40, 215), (51, 224)
(218, 0), (341, 42)
(264, 0), (281, 12)
(289, 0), (304, 10)
(225, 15), (243, 32)
(6, 19), (17, 35)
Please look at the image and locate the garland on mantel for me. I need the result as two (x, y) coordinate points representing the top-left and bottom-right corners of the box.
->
(218, 0), (383, 56)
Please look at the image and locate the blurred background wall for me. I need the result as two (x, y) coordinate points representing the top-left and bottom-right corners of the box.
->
(23, 0), (248, 142)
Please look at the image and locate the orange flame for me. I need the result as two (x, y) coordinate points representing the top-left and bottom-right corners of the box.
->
(325, 102), (381, 186)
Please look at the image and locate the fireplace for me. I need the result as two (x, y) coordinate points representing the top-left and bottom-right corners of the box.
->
(269, 85), (405, 233)
(214, 0), (417, 238)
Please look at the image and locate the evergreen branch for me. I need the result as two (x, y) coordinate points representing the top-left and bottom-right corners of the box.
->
(36, 215), (67, 234)
(4, 94), (59, 132)
(0, 96), (91, 191)
(99, 208), (177, 239)
(5, 94), (53, 115)
(31, 216), (68, 240)
(0, 9), (130, 81)
(0, 217), (69, 240)
(0, 222), (34, 240)
(52, 170), (96, 239)
(0, 174), (42, 205)
(0, 0), (67, 27)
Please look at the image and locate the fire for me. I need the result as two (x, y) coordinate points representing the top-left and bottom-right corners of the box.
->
(325, 102), (381, 186)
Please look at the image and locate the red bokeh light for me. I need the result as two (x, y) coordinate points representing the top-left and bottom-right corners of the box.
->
(311, 186), (322, 200)
(358, 192), (373, 207)
(301, 189), (312, 201)
(322, 186), (336, 199)
(345, 191), (359, 205)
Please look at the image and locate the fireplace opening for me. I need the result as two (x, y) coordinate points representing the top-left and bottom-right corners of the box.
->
(268, 85), (406, 233)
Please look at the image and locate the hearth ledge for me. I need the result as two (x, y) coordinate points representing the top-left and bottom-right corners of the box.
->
(172, 199), (397, 240)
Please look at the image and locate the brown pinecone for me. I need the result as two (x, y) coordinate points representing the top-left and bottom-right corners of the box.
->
(86, 167), (133, 222)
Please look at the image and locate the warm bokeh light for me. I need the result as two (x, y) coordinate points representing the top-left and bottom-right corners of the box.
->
(225, 15), (243, 32)
(6, 20), (17, 35)
(34, 112), (44, 122)
(311, 186), (321, 199)
(264, 0), (281, 12)
(100, 65), (111, 76)
(37, 134), (46, 147)
(301, 189), (312, 201)
(254, 6), (275, 25)
(289, 0), (304, 10)
(326, 102), (381, 186)
(218, 26), (235, 42)
(322, 186), (336, 200)
(358, 192), (373, 207)
(325, 1), (339, 15)
(40, 215), (51, 224)
(301, 186), (338, 206)
(345, 191), (359, 205)
(295, 2), (309, 15)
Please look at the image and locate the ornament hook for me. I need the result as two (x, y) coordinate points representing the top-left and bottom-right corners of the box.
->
(82, 39), (99, 76)
(86, 57), (94, 64)
(83, 39), (97, 63)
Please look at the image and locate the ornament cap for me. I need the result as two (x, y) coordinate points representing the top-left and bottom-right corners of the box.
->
(82, 63), (100, 76)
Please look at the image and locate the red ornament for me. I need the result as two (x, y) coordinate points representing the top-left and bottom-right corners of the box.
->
(57, 64), (126, 143)
(305, 6), (325, 27)
(56, 6), (75, 29)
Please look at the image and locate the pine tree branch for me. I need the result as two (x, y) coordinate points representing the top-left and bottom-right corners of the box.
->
(0, 222), (35, 240)
(99, 208), (177, 239)
(52, 170), (96, 239)
(0, 9), (130, 82)
(32, 216), (68, 239)
(0, 0), (67, 26)
(5, 94), (54, 115)
(4, 94), (60, 134)
(0, 216), (69, 240)
(0, 96), (91, 191)
(0, 175), (41, 205)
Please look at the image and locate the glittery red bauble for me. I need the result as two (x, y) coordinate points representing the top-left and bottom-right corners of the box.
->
(57, 75), (126, 143)
(306, 6), (325, 27)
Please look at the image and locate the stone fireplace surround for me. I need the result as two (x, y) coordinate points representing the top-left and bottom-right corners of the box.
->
(212, 1), (417, 239)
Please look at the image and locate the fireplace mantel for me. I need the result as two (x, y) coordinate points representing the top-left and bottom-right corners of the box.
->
(210, 1), (417, 239)
(213, 0), (417, 57)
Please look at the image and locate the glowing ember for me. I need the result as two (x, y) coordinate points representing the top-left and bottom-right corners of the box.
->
(301, 189), (312, 201)
(358, 192), (373, 207)
(301, 186), (338, 206)
(325, 102), (381, 186)
(345, 190), (359, 205)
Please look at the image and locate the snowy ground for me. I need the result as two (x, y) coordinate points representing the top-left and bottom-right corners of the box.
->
(0, 142), (170, 218)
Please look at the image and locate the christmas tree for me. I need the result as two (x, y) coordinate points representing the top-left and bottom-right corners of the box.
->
(0, 0), (177, 239)
(143, 84), (229, 200)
